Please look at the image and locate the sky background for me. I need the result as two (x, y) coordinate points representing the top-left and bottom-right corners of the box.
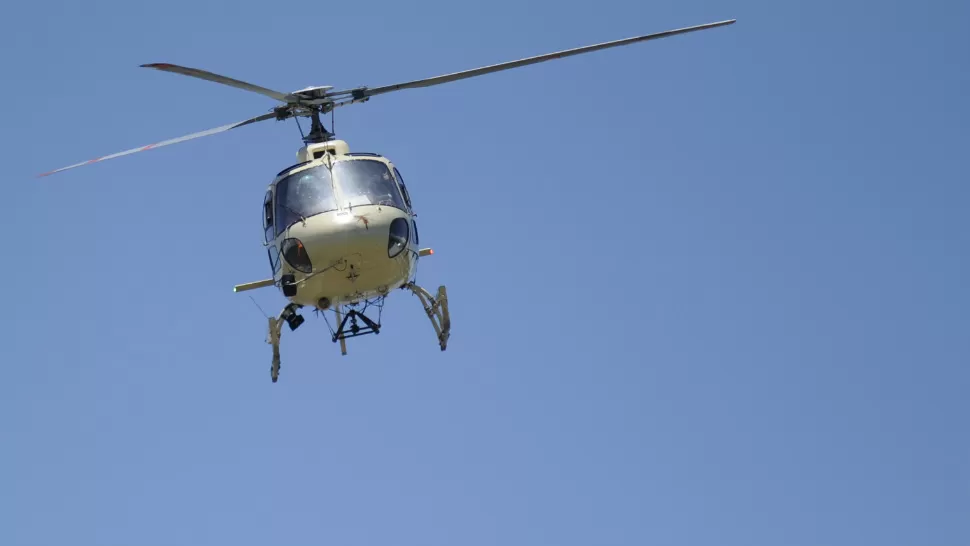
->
(2, 0), (968, 545)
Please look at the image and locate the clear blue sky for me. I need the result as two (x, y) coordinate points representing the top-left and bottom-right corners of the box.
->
(2, 0), (968, 544)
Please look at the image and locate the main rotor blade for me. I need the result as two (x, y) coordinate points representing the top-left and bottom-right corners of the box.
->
(141, 63), (299, 104)
(338, 19), (735, 100)
(37, 112), (277, 177)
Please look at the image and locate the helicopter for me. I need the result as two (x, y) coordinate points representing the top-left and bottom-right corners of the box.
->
(38, 19), (736, 382)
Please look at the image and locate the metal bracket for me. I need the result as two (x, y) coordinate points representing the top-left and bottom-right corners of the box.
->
(404, 282), (451, 351)
(332, 308), (381, 340)
(330, 308), (381, 357)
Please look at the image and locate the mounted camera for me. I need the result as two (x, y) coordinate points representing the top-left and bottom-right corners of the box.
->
(280, 303), (304, 331)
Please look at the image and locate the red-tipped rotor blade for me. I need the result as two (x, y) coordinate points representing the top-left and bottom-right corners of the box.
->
(37, 112), (277, 177)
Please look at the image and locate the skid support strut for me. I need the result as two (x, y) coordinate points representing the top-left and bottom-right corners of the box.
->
(334, 307), (348, 356)
(404, 282), (451, 351)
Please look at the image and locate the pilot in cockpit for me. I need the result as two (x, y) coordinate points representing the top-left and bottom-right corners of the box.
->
(365, 168), (396, 204)
(293, 170), (334, 211)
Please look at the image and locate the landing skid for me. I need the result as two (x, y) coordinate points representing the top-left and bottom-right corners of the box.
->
(264, 283), (451, 383)
(267, 315), (283, 384)
(266, 303), (304, 383)
(404, 282), (451, 352)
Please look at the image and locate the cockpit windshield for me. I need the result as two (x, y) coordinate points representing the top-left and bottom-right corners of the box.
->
(275, 165), (337, 236)
(333, 159), (407, 211)
(273, 159), (408, 235)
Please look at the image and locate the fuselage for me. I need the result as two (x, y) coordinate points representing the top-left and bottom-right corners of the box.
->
(261, 143), (420, 309)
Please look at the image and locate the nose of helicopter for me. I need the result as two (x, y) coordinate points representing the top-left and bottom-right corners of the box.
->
(275, 204), (416, 308)
(297, 205), (408, 267)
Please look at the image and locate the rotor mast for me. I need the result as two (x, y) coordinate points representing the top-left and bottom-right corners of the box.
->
(304, 108), (334, 144)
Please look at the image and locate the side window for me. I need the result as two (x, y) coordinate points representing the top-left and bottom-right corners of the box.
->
(262, 190), (274, 243)
(267, 245), (281, 276)
(412, 219), (420, 245)
(393, 167), (413, 211)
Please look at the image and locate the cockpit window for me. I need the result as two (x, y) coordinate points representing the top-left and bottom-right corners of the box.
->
(334, 159), (407, 211)
(262, 190), (274, 242)
(394, 167), (413, 211)
(275, 165), (337, 235)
